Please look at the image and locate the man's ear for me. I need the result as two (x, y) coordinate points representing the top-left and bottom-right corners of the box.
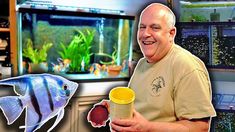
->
(169, 27), (176, 43)
(170, 27), (176, 38)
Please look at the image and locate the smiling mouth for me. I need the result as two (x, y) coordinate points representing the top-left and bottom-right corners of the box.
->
(143, 41), (155, 45)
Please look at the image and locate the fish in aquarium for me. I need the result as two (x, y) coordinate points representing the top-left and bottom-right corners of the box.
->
(51, 58), (71, 73)
(0, 74), (78, 132)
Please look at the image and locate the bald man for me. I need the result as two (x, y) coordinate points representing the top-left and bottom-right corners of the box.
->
(110, 3), (216, 132)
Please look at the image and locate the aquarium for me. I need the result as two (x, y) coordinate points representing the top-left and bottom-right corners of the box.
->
(176, 22), (235, 68)
(212, 93), (235, 131)
(211, 109), (235, 132)
(180, 1), (235, 22)
(17, 3), (135, 80)
(175, 23), (210, 65)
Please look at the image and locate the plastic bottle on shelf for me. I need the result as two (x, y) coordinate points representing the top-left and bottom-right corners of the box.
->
(1, 63), (12, 79)
(210, 9), (220, 22)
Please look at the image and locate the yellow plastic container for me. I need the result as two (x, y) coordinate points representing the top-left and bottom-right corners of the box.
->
(109, 87), (135, 120)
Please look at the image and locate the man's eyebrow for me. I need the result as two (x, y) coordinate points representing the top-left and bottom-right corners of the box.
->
(150, 24), (161, 28)
(139, 23), (161, 28)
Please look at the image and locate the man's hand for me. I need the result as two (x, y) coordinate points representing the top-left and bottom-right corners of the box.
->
(110, 109), (151, 132)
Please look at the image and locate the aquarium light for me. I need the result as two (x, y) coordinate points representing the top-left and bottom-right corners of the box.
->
(18, 0), (125, 15)
(49, 15), (103, 21)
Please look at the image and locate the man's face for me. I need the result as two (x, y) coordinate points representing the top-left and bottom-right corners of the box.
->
(137, 9), (175, 62)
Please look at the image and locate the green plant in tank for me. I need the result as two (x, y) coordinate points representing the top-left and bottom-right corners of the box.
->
(58, 35), (82, 72)
(182, 3), (235, 8)
(212, 37), (220, 65)
(58, 29), (95, 73)
(99, 46), (118, 65)
(23, 39), (53, 64)
(191, 14), (207, 22)
(79, 30), (95, 69)
(99, 46), (128, 65)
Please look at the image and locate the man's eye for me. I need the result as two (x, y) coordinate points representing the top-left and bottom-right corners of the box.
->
(151, 26), (160, 31)
(139, 25), (145, 29)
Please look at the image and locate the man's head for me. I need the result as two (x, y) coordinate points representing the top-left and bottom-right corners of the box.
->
(137, 3), (176, 63)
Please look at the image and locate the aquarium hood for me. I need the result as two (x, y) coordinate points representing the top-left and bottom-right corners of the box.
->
(17, 0), (126, 16)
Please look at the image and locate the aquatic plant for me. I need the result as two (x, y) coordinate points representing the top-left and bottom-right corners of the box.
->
(98, 46), (128, 76)
(23, 39), (53, 64)
(79, 30), (95, 68)
(58, 29), (95, 73)
(212, 37), (220, 65)
(99, 46), (118, 65)
(182, 3), (235, 8)
(191, 14), (207, 22)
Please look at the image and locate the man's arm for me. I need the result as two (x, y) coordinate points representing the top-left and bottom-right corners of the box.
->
(110, 109), (211, 132)
(148, 118), (210, 132)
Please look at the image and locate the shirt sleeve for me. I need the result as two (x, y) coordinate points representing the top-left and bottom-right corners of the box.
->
(174, 69), (216, 120)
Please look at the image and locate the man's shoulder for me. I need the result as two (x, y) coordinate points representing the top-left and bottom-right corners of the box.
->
(173, 45), (199, 62)
(136, 57), (147, 66)
(173, 44), (194, 59)
(172, 44), (206, 71)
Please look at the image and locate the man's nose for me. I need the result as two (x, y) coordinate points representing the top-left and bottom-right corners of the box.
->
(142, 27), (151, 37)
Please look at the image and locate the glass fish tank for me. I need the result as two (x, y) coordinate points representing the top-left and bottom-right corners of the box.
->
(211, 109), (235, 132)
(16, 1), (135, 80)
(175, 22), (235, 68)
(180, 1), (235, 22)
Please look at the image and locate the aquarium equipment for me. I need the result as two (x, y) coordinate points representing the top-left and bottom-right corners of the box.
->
(17, 1), (135, 81)
(180, 1), (235, 22)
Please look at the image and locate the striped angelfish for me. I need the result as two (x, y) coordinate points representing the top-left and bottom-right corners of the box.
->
(0, 73), (78, 132)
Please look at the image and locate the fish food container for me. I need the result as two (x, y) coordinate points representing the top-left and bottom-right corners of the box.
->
(109, 87), (135, 120)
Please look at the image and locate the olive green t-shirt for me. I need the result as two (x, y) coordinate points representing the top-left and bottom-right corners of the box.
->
(128, 44), (216, 122)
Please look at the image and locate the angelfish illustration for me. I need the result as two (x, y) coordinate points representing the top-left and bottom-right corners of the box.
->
(0, 73), (78, 132)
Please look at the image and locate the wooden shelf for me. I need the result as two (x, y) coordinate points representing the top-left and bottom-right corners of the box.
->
(0, 0), (17, 76)
(0, 28), (10, 32)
